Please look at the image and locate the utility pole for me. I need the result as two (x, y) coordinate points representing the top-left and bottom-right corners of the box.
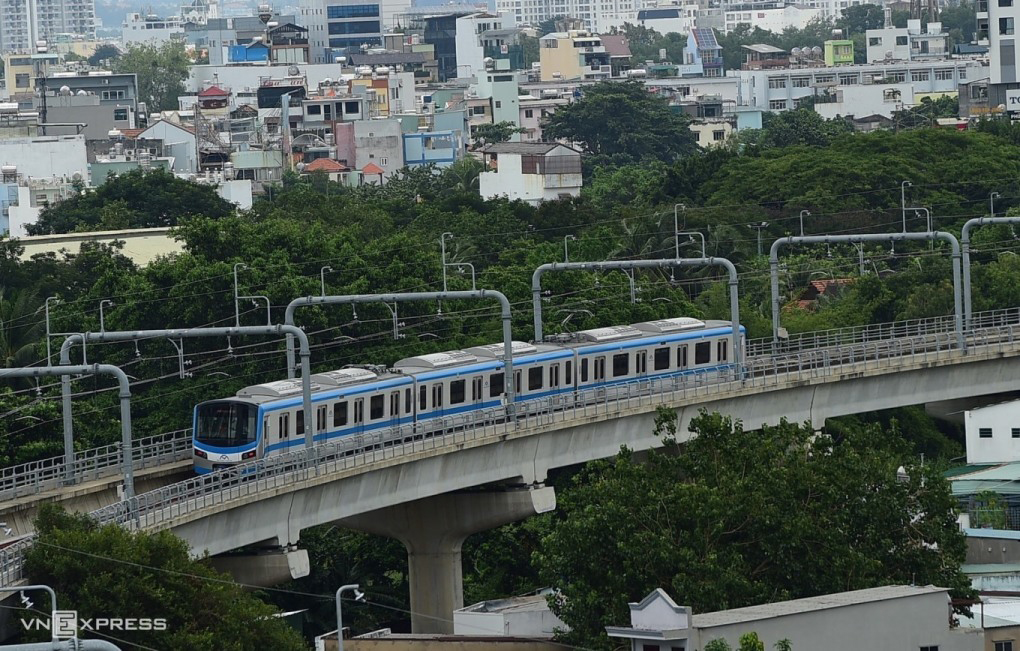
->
(748, 222), (769, 256)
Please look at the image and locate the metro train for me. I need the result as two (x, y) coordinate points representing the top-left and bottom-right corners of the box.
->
(192, 317), (745, 473)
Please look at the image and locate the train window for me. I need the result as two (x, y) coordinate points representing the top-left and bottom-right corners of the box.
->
(695, 341), (711, 365)
(433, 384), (444, 408)
(334, 402), (348, 427)
(263, 417), (269, 437)
(390, 391), (400, 416)
(678, 345), (688, 369)
(550, 364), (559, 388)
(654, 347), (671, 371)
(580, 358), (589, 382)
(595, 356), (606, 381)
(317, 406), (327, 431)
(405, 388), (412, 413)
(419, 385), (427, 410)
(565, 360), (572, 385)
(370, 395), (384, 420)
(717, 340), (728, 362)
(354, 399), (364, 423)
(490, 372), (504, 397)
(528, 367), (543, 391)
(472, 377), (483, 401)
(514, 371), (521, 394)
(279, 413), (289, 438)
(296, 410), (305, 436)
(636, 351), (647, 374)
(450, 379), (466, 404)
(612, 353), (629, 377)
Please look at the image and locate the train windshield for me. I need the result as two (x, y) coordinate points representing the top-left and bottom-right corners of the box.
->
(195, 402), (257, 448)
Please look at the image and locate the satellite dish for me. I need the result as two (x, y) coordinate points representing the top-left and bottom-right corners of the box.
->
(791, 47), (801, 56)
(885, 50), (893, 59)
(288, 65), (300, 75)
(296, 162), (306, 172)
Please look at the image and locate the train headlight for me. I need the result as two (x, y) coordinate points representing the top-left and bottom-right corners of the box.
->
(242, 450), (257, 460)
(194, 449), (207, 459)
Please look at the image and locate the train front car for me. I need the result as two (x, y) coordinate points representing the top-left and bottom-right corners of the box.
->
(192, 399), (261, 474)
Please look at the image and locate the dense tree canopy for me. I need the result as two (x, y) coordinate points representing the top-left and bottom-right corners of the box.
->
(542, 80), (697, 168)
(24, 504), (308, 650)
(536, 410), (973, 649)
(114, 42), (190, 111)
(27, 168), (234, 234)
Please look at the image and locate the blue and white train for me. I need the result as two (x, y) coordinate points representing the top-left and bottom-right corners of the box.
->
(192, 317), (745, 473)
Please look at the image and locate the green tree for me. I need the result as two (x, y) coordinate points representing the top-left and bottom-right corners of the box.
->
(88, 43), (121, 67)
(839, 4), (884, 35)
(114, 42), (190, 111)
(939, 2), (976, 44)
(972, 490), (1008, 529)
(28, 168), (234, 234)
(542, 80), (697, 168)
(0, 287), (43, 368)
(536, 411), (973, 649)
(705, 640), (733, 651)
(739, 632), (765, 651)
(736, 109), (853, 151)
(24, 504), (307, 650)
(471, 121), (526, 148)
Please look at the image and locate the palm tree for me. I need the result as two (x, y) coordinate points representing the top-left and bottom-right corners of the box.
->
(0, 287), (44, 369)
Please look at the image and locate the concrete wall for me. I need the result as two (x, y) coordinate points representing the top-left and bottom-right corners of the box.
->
(354, 119), (403, 179)
(692, 591), (959, 650)
(140, 121), (198, 173)
(17, 227), (185, 265)
(968, 533), (1020, 565)
(0, 136), (87, 179)
(815, 82), (914, 120)
(965, 401), (1020, 464)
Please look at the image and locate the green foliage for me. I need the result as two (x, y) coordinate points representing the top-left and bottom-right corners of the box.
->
(774, 640), (792, 651)
(839, 4), (883, 35)
(705, 640), (733, 651)
(972, 490), (1008, 529)
(715, 20), (841, 71)
(114, 42), (190, 111)
(471, 121), (526, 148)
(536, 413), (973, 649)
(893, 95), (960, 130)
(28, 168), (234, 234)
(940, 2), (976, 44)
(88, 43), (121, 67)
(25, 504), (307, 650)
(612, 23), (686, 64)
(739, 632), (766, 651)
(736, 109), (853, 151)
(541, 80), (697, 168)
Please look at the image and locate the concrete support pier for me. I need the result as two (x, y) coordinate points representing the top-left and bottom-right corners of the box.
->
(341, 486), (556, 634)
(208, 547), (310, 587)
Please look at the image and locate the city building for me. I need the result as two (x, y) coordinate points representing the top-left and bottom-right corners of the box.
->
(964, 400), (1020, 465)
(518, 95), (567, 141)
(122, 12), (186, 46)
(813, 82), (913, 120)
(0, 133), (86, 179)
(688, 28), (723, 78)
(631, 5), (696, 37)
(740, 43), (789, 71)
(539, 31), (611, 82)
(185, 12), (297, 66)
(402, 130), (462, 167)
(454, 591), (566, 636)
(0, 0), (96, 54)
(42, 90), (137, 140)
(334, 118), (403, 181)
(1, 50), (59, 101)
(737, 59), (980, 112)
(478, 142), (582, 205)
(865, 20), (949, 63)
(723, 3), (823, 35)
(454, 12), (522, 79)
(823, 38), (854, 66)
(45, 71), (138, 112)
(605, 586), (976, 651)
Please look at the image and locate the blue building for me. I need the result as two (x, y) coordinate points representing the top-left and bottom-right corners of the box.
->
(325, 1), (383, 53)
(402, 130), (462, 168)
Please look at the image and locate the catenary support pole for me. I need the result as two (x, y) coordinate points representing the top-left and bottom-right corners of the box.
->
(284, 291), (516, 408)
(0, 365), (134, 500)
(769, 231), (964, 351)
(961, 217), (1020, 328)
(531, 258), (742, 376)
(59, 325), (316, 475)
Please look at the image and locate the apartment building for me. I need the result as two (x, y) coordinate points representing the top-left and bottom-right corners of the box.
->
(0, 0), (95, 53)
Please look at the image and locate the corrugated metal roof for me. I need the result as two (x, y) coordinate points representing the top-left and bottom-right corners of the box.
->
(692, 586), (947, 628)
(480, 142), (561, 154)
(742, 43), (787, 54)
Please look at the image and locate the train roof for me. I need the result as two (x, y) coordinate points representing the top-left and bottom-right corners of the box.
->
(549, 317), (734, 347)
(233, 366), (406, 406)
(392, 341), (562, 374)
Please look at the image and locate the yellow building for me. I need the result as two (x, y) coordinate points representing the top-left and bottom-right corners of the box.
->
(1, 52), (59, 98)
(538, 30), (611, 82)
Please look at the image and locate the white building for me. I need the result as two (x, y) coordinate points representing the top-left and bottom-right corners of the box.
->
(517, 95), (567, 141)
(454, 592), (567, 636)
(479, 142), (582, 205)
(605, 586), (980, 651)
(793, 0), (866, 20)
(813, 82), (913, 119)
(865, 20), (949, 63)
(494, 0), (658, 32)
(965, 400), (1020, 465)
(723, 3), (823, 35)
(122, 13), (186, 46)
(738, 59), (981, 112)
(455, 12), (518, 79)
(0, 0), (96, 53)
(0, 134), (87, 179)
(137, 119), (198, 174)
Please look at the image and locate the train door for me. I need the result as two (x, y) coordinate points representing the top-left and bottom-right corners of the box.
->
(593, 355), (607, 400)
(471, 376), (484, 405)
(388, 390), (401, 441)
(262, 415), (270, 454)
(636, 350), (648, 377)
(316, 405), (327, 443)
(352, 398), (364, 437)
(432, 383), (444, 419)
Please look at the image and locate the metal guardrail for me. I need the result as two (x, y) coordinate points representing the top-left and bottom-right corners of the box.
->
(3, 309), (1020, 584)
(0, 429), (192, 503)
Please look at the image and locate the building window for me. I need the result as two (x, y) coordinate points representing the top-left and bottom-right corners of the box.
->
(980, 427), (993, 438)
(380, 157), (388, 165)
(920, 647), (939, 651)
(815, 74), (835, 83)
(693, 130), (700, 141)
(524, 109), (533, 118)
(791, 76), (811, 87)
(912, 70), (930, 81)
(713, 130), (725, 141)
(307, 104), (322, 115)
(1013, 428), (1020, 438)
(1002, 17), (1015, 35)
(994, 641), (1014, 651)
(972, 85), (989, 99)
(113, 108), (128, 121)
(769, 99), (787, 110)
(1001, 0), (1012, 6)
(935, 68), (954, 80)
(495, 100), (502, 108)
(471, 106), (486, 115)
(887, 71), (906, 82)
(839, 74), (859, 84)
(869, 36), (882, 46)
(768, 77), (786, 89)
(326, 3), (379, 18)
(896, 35), (909, 45)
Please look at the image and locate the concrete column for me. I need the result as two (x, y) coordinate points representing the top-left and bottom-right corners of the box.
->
(341, 486), (555, 634)
(208, 548), (310, 587)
